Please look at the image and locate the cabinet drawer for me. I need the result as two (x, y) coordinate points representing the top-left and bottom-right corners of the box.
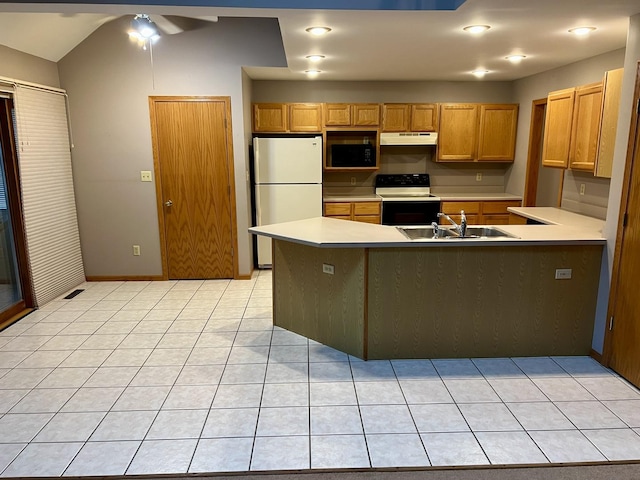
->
(482, 200), (522, 214)
(324, 203), (352, 216)
(441, 201), (481, 214)
(353, 202), (381, 215)
(354, 215), (381, 224)
(326, 215), (351, 221)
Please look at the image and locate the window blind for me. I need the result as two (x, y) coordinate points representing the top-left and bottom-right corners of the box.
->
(13, 85), (85, 307)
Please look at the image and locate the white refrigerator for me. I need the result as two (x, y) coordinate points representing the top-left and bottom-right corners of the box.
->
(253, 136), (323, 267)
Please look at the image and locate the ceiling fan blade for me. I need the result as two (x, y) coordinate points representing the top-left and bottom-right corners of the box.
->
(148, 14), (183, 35)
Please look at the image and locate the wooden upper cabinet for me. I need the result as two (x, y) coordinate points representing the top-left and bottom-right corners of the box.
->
(352, 104), (380, 126)
(477, 104), (518, 161)
(253, 103), (288, 132)
(324, 103), (379, 127)
(437, 104), (479, 161)
(289, 103), (322, 132)
(595, 68), (624, 178)
(324, 104), (351, 126)
(541, 88), (576, 168)
(569, 83), (603, 172)
(410, 104), (438, 131)
(382, 104), (410, 131)
(382, 103), (437, 132)
(253, 103), (321, 133)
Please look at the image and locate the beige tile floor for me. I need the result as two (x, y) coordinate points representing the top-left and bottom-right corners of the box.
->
(0, 270), (639, 476)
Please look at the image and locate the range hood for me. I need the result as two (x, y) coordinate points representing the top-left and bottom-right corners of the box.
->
(380, 132), (437, 146)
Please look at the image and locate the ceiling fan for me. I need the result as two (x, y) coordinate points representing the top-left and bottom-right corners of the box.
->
(128, 13), (219, 44)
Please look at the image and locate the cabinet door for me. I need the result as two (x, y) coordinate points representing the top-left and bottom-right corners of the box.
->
(353, 202), (381, 216)
(352, 104), (380, 126)
(437, 104), (479, 161)
(289, 103), (322, 132)
(324, 202), (352, 216)
(482, 214), (510, 225)
(481, 200), (522, 215)
(569, 83), (603, 172)
(410, 104), (438, 131)
(382, 104), (410, 132)
(441, 201), (481, 215)
(324, 103), (351, 126)
(477, 104), (518, 162)
(253, 103), (288, 132)
(595, 68), (624, 178)
(541, 88), (575, 168)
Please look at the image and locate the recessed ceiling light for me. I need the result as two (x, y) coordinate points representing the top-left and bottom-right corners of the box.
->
(463, 25), (491, 34)
(305, 55), (326, 62)
(569, 26), (596, 36)
(305, 69), (322, 77)
(305, 26), (331, 36)
(505, 54), (527, 63)
(472, 69), (489, 78)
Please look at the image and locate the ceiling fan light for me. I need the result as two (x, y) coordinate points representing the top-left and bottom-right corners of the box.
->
(131, 14), (160, 39)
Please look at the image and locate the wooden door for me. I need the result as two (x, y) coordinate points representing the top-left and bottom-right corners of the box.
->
(605, 65), (640, 386)
(596, 68), (624, 178)
(569, 83), (603, 172)
(437, 104), (478, 161)
(324, 104), (351, 126)
(477, 104), (518, 162)
(352, 104), (380, 126)
(150, 97), (237, 279)
(541, 88), (575, 168)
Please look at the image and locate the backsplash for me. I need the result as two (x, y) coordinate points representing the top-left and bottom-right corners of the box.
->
(561, 170), (610, 220)
(323, 146), (510, 195)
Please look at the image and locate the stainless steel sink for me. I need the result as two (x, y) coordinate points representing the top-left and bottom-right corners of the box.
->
(397, 225), (519, 240)
(397, 226), (458, 240)
(461, 226), (519, 239)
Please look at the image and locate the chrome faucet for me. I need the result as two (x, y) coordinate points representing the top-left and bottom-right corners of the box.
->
(437, 210), (467, 237)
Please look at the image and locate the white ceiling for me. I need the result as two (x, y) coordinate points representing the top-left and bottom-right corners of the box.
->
(0, 0), (639, 82)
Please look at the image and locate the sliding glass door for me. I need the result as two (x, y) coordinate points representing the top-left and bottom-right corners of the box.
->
(0, 96), (33, 326)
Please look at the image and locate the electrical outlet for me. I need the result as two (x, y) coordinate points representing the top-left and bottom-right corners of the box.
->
(322, 263), (335, 275)
(580, 184), (586, 195)
(350, 177), (356, 186)
(140, 171), (152, 182)
(476, 173), (482, 182)
(555, 268), (572, 280)
(133, 245), (141, 256)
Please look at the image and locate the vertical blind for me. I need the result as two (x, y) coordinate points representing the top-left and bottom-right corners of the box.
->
(13, 84), (85, 306)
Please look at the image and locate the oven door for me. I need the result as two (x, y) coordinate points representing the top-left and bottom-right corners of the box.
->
(381, 200), (441, 226)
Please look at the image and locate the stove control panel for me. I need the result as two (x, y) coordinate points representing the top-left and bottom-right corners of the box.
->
(375, 174), (430, 187)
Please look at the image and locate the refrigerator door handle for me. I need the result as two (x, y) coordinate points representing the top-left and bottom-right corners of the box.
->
(253, 139), (260, 180)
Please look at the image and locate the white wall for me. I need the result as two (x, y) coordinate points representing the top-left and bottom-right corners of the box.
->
(57, 16), (286, 278)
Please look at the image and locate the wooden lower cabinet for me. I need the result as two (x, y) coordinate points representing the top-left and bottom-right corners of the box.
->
(440, 200), (521, 225)
(324, 201), (381, 224)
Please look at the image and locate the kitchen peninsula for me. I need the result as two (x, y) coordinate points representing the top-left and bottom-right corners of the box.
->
(250, 212), (605, 360)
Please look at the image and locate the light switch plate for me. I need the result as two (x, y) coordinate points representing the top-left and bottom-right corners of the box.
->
(322, 263), (335, 275)
(140, 171), (153, 182)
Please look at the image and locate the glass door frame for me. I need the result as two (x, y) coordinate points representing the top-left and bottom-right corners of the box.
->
(0, 96), (34, 328)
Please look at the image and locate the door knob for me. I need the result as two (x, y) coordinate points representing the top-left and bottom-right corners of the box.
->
(164, 200), (173, 207)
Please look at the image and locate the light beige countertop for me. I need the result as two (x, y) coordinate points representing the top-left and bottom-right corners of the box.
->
(434, 192), (523, 201)
(508, 206), (605, 230)
(323, 194), (381, 202)
(322, 192), (522, 202)
(249, 215), (606, 248)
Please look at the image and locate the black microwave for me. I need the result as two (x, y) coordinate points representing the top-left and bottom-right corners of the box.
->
(330, 143), (376, 168)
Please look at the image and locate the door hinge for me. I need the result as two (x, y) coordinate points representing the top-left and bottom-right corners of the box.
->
(231, 247), (234, 257)
(623, 212), (628, 227)
(609, 315), (614, 331)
